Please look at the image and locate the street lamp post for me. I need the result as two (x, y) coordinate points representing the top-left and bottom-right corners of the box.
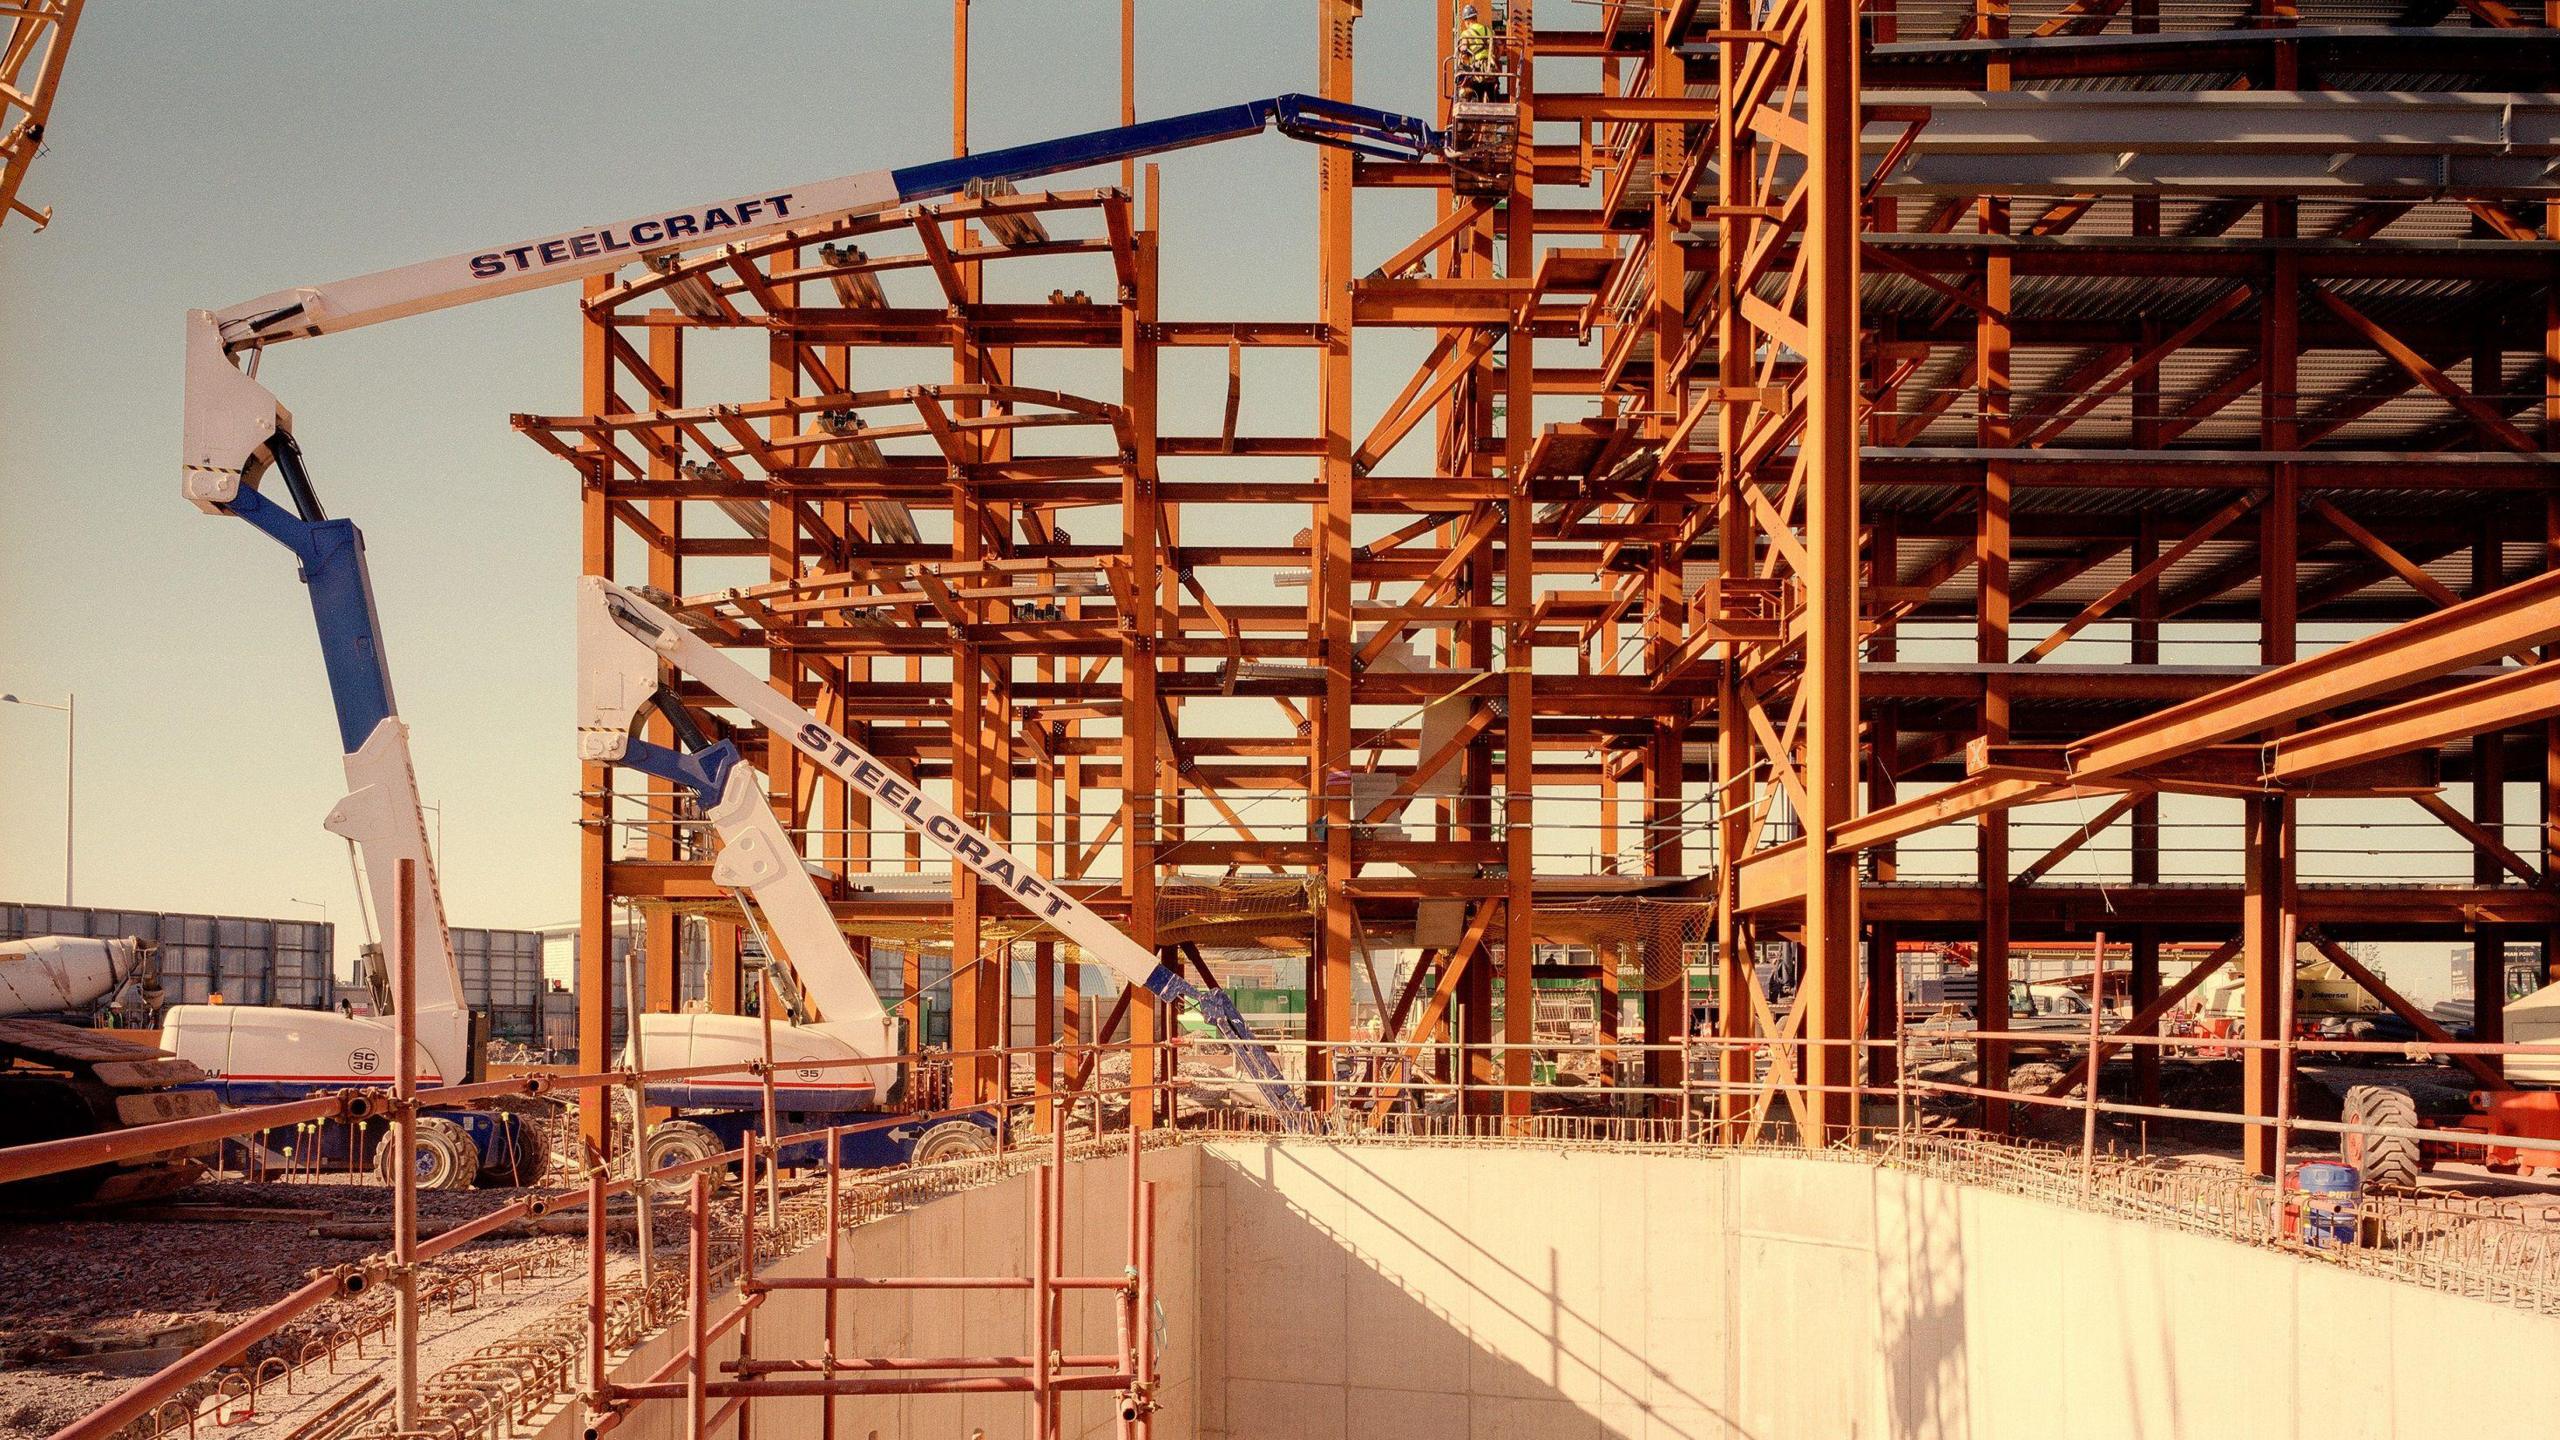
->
(2, 692), (73, 906)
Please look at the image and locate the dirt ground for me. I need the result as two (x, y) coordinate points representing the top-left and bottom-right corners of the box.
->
(0, 1181), (573, 1439)
(5, 1057), (2546, 1438)
(1914, 1051), (2560, 1200)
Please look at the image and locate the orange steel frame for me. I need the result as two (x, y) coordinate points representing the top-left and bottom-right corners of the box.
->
(0, 0), (80, 235)
(522, 0), (2560, 1178)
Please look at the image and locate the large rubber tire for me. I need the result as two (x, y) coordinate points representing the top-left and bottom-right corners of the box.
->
(908, 1119), (998, 1166)
(0, 1076), (116, 1206)
(475, 1117), (553, 1189)
(2342, 1084), (2424, 1191)
(643, 1121), (728, 1180)
(374, 1115), (478, 1192)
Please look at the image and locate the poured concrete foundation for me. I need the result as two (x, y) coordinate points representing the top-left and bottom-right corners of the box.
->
(574, 1142), (2556, 1440)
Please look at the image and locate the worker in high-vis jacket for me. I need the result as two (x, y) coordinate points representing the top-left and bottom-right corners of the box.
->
(1457, 5), (1497, 100)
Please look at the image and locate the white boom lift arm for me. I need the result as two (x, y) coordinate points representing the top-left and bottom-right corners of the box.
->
(172, 96), (1432, 1108)
(578, 578), (1307, 1116)
(182, 95), (1434, 511)
(585, 674), (904, 1113)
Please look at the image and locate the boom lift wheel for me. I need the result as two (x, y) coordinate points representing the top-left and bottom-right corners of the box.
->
(374, 1114), (478, 1191)
(475, 1117), (554, 1188)
(2342, 1083), (2424, 1191)
(644, 1120), (728, 1180)
(909, 1119), (998, 1165)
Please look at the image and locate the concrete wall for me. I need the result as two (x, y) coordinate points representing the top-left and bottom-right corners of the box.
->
(568, 1141), (2555, 1440)
(1192, 1142), (2558, 1440)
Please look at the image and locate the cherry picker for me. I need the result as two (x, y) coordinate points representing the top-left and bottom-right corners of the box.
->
(166, 93), (1437, 1183)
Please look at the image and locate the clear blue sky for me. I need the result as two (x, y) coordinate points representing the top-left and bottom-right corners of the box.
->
(0, 1), (1456, 959)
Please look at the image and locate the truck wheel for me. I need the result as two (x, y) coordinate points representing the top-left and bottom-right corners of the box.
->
(908, 1120), (997, 1166)
(2343, 1084), (2423, 1191)
(374, 1116), (477, 1192)
(476, 1118), (553, 1189)
(644, 1121), (728, 1179)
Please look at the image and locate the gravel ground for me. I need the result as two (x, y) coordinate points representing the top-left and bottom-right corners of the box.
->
(0, 1180), (573, 1439)
(1909, 1052), (2560, 1199)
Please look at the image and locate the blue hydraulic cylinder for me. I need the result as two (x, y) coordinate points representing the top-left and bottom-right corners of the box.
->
(1143, 967), (1315, 1125)
(615, 736), (741, 806)
(219, 485), (397, 755)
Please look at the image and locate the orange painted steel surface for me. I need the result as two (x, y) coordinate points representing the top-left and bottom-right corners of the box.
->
(505, 3), (2560, 1185)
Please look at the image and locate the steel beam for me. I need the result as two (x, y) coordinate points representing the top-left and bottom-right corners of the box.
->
(2270, 665), (2560, 782)
(2063, 570), (2560, 784)
(1865, 91), (2560, 198)
(1798, 0), (1862, 1149)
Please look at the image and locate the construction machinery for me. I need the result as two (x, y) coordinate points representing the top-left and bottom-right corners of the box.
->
(2171, 948), (2560, 1188)
(2342, 983), (2560, 1189)
(0, 936), (216, 1204)
(573, 671), (994, 1171)
(579, 579), (1313, 1151)
(164, 94), (1437, 1183)
(148, 395), (552, 1189)
(2189, 953), (2388, 1055)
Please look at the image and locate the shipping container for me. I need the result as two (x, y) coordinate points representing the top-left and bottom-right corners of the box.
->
(452, 926), (546, 1042)
(0, 903), (334, 1012)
